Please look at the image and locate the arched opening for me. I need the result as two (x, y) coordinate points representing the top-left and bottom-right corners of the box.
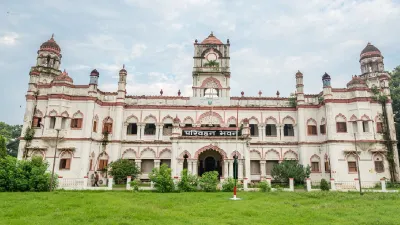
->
(204, 88), (219, 98)
(183, 154), (189, 170)
(198, 150), (223, 177)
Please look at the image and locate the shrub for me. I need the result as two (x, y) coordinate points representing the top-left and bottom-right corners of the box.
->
(0, 156), (57, 192)
(258, 181), (271, 192)
(177, 169), (198, 192)
(320, 179), (330, 191)
(108, 159), (140, 184)
(271, 160), (311, 184)
(221, 178), (243, 192)
(199, 171), (219, 192)
(149, 164), (174, 193)
(130, 179), (140, 191)
(0, 135), (6, 158)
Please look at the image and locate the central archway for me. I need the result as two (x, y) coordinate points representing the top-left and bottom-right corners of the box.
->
(198, 150), (223, 177)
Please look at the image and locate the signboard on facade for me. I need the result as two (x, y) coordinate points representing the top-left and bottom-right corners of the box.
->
(182, 130), (238, 136)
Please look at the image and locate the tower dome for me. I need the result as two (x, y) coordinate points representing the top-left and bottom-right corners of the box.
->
(200, 32), (223, 45)
(360, 42), (382, 60)
(40, 34), (61, 56)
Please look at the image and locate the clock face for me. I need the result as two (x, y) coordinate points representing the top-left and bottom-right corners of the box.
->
(206, 53), (217, 61)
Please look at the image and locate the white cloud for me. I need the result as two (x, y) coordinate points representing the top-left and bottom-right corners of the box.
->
(0, 32), (19, 46)
(131, 44), (147, 59)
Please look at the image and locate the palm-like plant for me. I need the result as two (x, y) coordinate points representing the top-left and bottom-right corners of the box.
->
(204, 60), (219, 68)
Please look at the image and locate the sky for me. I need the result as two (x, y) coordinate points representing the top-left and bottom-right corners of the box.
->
(0, 0), (400, 125)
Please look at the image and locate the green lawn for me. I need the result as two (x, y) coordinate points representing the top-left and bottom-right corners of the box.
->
(1, 191), (400, 225)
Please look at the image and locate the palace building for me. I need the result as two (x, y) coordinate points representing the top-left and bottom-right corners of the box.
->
(18, 32), (400, 184)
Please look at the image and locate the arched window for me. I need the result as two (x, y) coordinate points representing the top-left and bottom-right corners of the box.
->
(376, 116), (384, 134)
(98, 153), (109, 171)
(32, 110), (43, 128)
(310, 155), (320, 172)
(336, 114), (347, 133)
(204, 88), (219, 98)
(103, 117), (113, 134)
(59, 151), (72, 170)
(265, 117), (277, 137)
(320, 118), (326, 135)
(373, 154), (384, 173)
(71, 111), (83, 129)
(249, 118), (259, 137)
(49, 110), (57, 129)
(347, 154), (358, 173)
(307, 119), (317, 135)
(126, 116), (139, 135)
(283, 116), (295, 137)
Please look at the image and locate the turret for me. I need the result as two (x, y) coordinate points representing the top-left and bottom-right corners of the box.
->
(36, 34), (62, 70)
(295, 70), (304, 104)
(89, 69), (99, 95)
(117, 65), (127, 102)
(322, 72), (332, 99)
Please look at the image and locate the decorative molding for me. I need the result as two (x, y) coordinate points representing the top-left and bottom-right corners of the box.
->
(122, 148), (138, 158)
(282, 115), (295, 125)
(265, 149), (280, 160)
(200, 77), (223, 89)
(194, 144), (227, 159)
(197, 111), (224, 124)
(265, 116), (278, 124)
(335, 113), (347, 121)
(230, 150), (242, 159)
(48, 109), (58, 117)
(283, 150), (298, 160)
(143, 114), (157, 123)
(306, 118), (317, 125)
(126, 115), (139, 123)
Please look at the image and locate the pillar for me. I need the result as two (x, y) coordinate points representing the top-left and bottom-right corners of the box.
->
(135, 160), (142, 172)
(306, 178), (311, 192)
(260, 160), (266, 180)
(357, 121), (363, 133)
(258, 125), (264, 141)
(108, 177), (113, 190)
(238, 160), (244, 179)
(229, 160), (234, 178)
(155, 123), (160, 140)
(154, 159), (161, 169)
(354, 178), (360, 191)
(177, 161), (183, 178)
(289, 178), (294, 191)
(380, 179), (386, 192)
(127, 176), (132, 190)
(139, 124), (145, 140)
(330, 178), (336, 191)
(224, 160), (229, 179)
(83, 176), (88, 189)
(192, 160), (198, 176)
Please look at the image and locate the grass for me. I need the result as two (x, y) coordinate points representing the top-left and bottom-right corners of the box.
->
(1, 191), (400, 225)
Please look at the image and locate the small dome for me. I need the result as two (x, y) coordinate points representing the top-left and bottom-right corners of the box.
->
(360, 42), (382, 60)
(347, 76), (366, 87)
(322, 72), (331, 80)
(40, 34), (61, 55)
(173, 115), (180, 123)
(200, 32), (223, 45)
(119, 64), (127, 74)
(54, 70), (73, 83)
(90, 69), (99, 76)
(296, 70), (303, 77)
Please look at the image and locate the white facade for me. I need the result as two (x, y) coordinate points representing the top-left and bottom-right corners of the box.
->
(18, 34), (400, 184)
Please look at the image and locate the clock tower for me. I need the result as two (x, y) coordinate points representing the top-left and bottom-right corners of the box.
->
(192, 32), (231, 102)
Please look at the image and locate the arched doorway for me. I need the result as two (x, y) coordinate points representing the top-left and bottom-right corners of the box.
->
(198, 150), (223, 177)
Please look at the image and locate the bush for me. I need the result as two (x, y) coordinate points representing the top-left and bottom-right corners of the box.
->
(258, 181), (271, 192)
(149, 164), (174, 193)
(320, 179), (330, 191)
(108, 159), (140, 184)
(0, 135), (6, 158)
(199, 171), (219, 192)
(177, 169), (198, 192)
(0, 156), (57, 192)
(271, 160), (311, 184)
(130, 179), (140, 191)
(221, 178), (243, 192)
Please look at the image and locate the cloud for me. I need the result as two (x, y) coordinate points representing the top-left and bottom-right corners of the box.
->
(0, 32), (19, 46)
(131, 44), (147, 59)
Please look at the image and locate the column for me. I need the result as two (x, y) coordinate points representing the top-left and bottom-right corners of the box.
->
(158, 124), (164, 140)
(354, 178), (360, 191)
(380, 179), (386, 192)
(289, 178), (294, 191)
(357, 121), (363, 134)
(139, 123), (145, 140)
(108, 177), (113, 190)
(260, 160), (266, 180)
(330, 178), (336, 191)
(238, 160), (244, 179)
(229, 160), (234, 178)
(126, 176), (132, 190)
(155, 123), (160, 140)
(187, 160), (193, 174)
(258, 125), (264, 141)
(306, 178), (311, 192)
(223, 160), (229, 179)
(245, 154), (251, 180)
(368, 121), (373, 133)
(192, 160), (198, 176)
(154, 159), (161, 169)
(135, 160), (142, 172)
(177, 161), (183, 178)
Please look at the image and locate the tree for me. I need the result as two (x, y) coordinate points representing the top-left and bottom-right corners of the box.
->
(108, 159), (141, 184)
(177, 169), (198, 192)
(271, 160), (311, 184)
(0, 122), (22, 157)
(0, 135), (7, 158)
(390, 66), (400, 155)
(199, 171), (219, 192)
(149, 164), (175, 193)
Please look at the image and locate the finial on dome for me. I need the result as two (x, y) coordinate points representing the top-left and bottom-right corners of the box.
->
(227, 38), (230, 44)
(160, 89), (163, 96)
(51, 33), (54, 39)
(63, 69), (66, 73)
(258, 90), (262, 97)
(210, 31), (214, 37)
(241, 91), (244, 97)
(123, 64), (125, 69)
(178, 89), (181, 96)
(276, 90), (280, 97)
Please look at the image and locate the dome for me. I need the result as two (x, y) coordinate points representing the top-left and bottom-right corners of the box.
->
(40, 34), (61, 55)
(360, 42), (382, 60)
(90, 69), (99, 76)
(200, 32), (223, 45)
(54, 70), (73, 83)
(347, 76), (366, 87)
(322, 72), (331, 80)
(119, 64), (127, 74)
